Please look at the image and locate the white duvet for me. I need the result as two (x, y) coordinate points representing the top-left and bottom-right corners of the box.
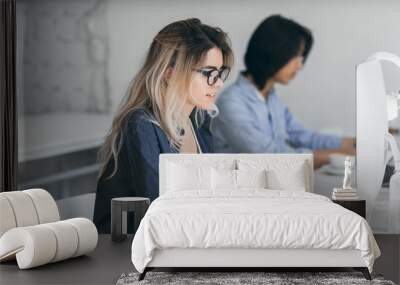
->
(131, 190), (380, 273)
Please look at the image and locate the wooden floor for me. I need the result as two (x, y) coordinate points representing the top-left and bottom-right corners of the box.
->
(0, 234), (398, 284)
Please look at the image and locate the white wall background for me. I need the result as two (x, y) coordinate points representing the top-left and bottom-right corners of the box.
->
(106, 0), (400, 136)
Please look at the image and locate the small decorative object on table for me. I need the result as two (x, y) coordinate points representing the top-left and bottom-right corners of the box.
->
(331, 157), (366, 218)
(111, 197), (150, 242)
(332, 156), (359, 200)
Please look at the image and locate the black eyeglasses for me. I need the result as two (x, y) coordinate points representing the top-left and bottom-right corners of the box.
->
(195, 66), (230, 86)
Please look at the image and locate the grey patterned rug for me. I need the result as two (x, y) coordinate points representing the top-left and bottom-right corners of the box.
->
(116, 271), (396, 285)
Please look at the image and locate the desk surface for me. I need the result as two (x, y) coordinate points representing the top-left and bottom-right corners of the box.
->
(0, 235), (134, 285)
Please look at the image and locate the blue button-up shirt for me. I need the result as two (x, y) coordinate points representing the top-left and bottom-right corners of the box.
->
(212, 74), (342, 153)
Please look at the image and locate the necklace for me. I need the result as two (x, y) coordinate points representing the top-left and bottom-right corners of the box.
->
(179, 118), (191, 136)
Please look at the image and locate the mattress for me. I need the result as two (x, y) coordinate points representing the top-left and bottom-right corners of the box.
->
(131, 190), (380, 273)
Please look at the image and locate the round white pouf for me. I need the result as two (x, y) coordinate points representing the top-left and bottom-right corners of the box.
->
(0, 191), (39, 227)
(0, 225), (57, 269)
(64, 218), (98, 257)
(23, 189), (60, 224)
(0, 196), (17, 237)
(0, 218), (98, 269)
(42, 221), (79, 262)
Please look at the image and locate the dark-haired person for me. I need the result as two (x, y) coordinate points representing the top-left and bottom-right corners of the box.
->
(212, 15), (355, 168)
(93, 18), (233, 233)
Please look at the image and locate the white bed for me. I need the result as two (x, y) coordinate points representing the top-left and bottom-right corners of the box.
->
(131, 154), (380, 280)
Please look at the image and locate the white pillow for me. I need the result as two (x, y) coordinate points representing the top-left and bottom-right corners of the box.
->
(237, 159), (308, 191)
(236, 169), (268, 189)
(211, 168), (268, 191)
(266, 163), (307, 191)
(167, 162), (212, 191)
(212, 168), (236, 190)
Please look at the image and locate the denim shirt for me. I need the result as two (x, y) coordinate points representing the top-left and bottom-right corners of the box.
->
(93, 108), (213, 233)
(212, 74), (342, 153)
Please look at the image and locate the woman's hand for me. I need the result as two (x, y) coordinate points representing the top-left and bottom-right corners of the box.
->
(340, 137), (356, 155)
(313, 150), (331, 169)
(313, 137), (356, 169)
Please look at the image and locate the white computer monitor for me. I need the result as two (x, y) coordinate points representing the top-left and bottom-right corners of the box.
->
(356, 52), (400, 233)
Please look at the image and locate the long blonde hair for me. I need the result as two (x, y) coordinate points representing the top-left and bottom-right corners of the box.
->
(98, 18), (233, 179)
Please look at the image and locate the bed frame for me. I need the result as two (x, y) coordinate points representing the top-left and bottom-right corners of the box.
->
(138, 154), (371, 281)
(140, 248), (370, 280)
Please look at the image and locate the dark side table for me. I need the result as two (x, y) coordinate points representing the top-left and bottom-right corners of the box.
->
(111, 197), (150, 242)
(332, 199), (366, 218)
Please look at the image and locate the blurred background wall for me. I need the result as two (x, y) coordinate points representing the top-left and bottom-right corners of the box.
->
(107, 0), (400, 136)
(17, 0), (400, 200)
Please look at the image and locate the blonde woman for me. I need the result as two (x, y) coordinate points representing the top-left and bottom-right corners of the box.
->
(93, 18), (233, 233)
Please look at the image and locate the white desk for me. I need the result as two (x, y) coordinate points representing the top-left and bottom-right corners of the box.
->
(314, 169), (399, 234)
